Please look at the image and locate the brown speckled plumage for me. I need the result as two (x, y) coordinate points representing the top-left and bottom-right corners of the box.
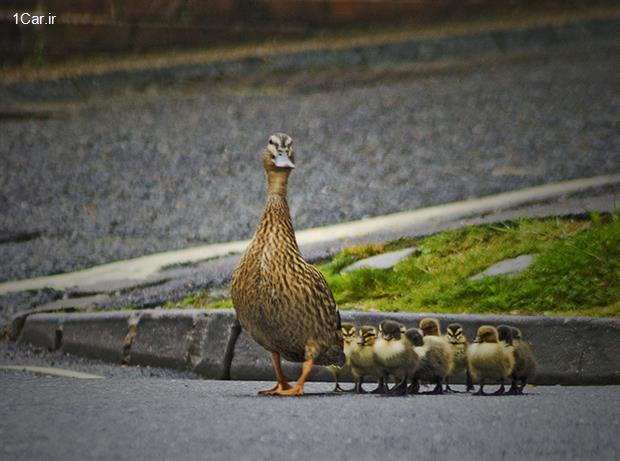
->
(231, 133), (344, 367)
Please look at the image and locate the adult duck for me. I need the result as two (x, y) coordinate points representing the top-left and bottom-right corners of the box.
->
(231, 133), (344, 396)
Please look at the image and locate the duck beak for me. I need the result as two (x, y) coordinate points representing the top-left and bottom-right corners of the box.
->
(273, 150), (295, 169)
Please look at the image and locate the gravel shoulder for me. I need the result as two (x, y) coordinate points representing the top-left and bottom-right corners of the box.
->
(1, 41), (619, 282)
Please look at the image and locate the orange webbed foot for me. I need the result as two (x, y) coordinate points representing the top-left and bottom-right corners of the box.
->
(258, 381), (292, 396)
(275, 385), (304, 396)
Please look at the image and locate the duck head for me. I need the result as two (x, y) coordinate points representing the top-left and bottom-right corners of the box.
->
(496, 325), (514, 345)
(404, 328), (425, 347)
(263, 133), (295, 171)
(378, 320), (403, 341)
(419, 317), (441, 336)
(473, 325), (500, 344)
(342, 322), (356, 344)
(446, 323), (466, 345)
(357, 326), (377, 346)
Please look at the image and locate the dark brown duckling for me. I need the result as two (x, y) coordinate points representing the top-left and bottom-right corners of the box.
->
(498, 325), (537, 395)
(404, 328), (451, 395)
(231, 133), (344, 396)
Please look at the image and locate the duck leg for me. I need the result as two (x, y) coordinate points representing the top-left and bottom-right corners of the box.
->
(407, 379), (420, 395)
(354, 378), (367, 394)
(277, 358), (314, 396)
(426, 378), (444, 395)
(390, 377), (408, 396)
(492, 379), (506, 395)
(473, 380), (486, 396)
(371, 376), (389, 394)
(505, 377), (519, 395)
(259, 352), (293, 395)
(444, 377), (457, 393)
(466, 369), (474, 392)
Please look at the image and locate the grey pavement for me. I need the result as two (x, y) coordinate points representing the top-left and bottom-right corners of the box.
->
(1, 37), (619, 283)
(1, 366), (618, 461)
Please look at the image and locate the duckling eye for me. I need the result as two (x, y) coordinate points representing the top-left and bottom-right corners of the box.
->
(268, 139), (276, 146)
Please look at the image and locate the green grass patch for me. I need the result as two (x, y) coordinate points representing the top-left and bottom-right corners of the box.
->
(159, 214), (620, 317)
(163, 291), (233, 310)
(318, 214), (620, 317)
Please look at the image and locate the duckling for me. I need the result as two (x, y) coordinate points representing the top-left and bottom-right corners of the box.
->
(231, 133), (344, 396)
(445, 323), (473, 392)
(404, 328), (451, 395)
(327, 322), (356, 392)
(500, 326), (537, 395)
(468, 325), (515, 396)
(419, 317), (443, 337)
(419, 318), (454, 390)
(374, 320), (419, 396)
(349, 326), (380, 393)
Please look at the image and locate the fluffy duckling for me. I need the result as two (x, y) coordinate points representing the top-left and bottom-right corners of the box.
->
(468, 325), (515, 396)
(404, 328), (451, 394)
(445, 323), (473, 392)
(231, 133), (344, 396)
(419, 317), (442, 337)
(498, 325), (537, 395)
(374, 320), (419, 396)
(327, 323), (356, 392)
(349, 326), (380, 393)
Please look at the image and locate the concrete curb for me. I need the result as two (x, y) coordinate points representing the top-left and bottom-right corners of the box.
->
(1, 17), (618, 104)
(14, 309), (620, 385)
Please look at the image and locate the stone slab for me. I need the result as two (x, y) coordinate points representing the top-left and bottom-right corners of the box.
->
(128, 309), (198, 370)
(342, 247), (418, 272)
(193, 310), (239, 379)
(61, 311), (135, 363)
(470, 254), (536, 280)
(18, 313), (65, 350)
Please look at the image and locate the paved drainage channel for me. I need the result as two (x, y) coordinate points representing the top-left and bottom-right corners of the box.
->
(10, 309), (620, 385)
(0, 365), (103, 379)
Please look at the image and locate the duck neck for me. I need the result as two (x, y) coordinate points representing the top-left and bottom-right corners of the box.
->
(266, 169), (290, 197)
(257, 170), (298, 248)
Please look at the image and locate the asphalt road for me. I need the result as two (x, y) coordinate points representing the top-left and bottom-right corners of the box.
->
(1, 342), (619, 461)
(1, 42), (619, 282)
(1, 371), (618, 461)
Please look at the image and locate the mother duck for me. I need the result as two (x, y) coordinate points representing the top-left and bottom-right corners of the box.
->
(231, 133), (344, 396)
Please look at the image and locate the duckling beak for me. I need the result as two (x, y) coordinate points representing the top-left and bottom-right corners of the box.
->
(473, 336), (482, 343)
(449, 337), (458, 344)
(273, 150), (295, 169)
(356, 337), (365, 345)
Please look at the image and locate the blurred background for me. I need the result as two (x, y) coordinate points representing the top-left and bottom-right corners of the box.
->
(0, 1), (616, 61)
(0, 0), (619, 284)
